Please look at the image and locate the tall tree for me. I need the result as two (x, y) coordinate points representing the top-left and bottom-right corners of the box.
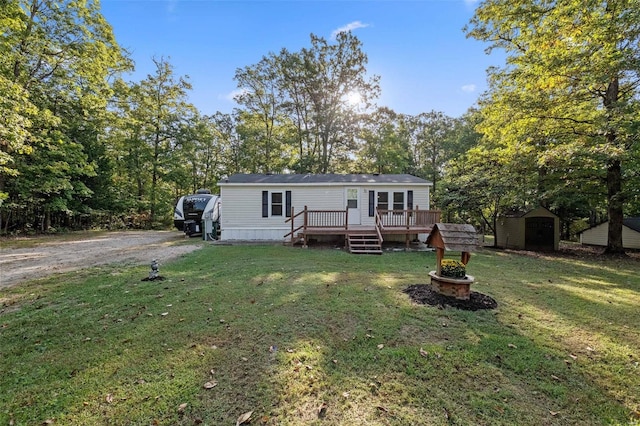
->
(233, 55), (295, 173)
(406, 111), (456, 194)
(297, 32), (380, 173)
(112, 58), (194, 226)
(1, 0), (130, 231)
(466, 0), (640, 254)
(356, 107), (412, 174)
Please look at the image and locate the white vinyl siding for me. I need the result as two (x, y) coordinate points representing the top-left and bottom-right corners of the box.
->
(219, 183), (432, 240)
(624, 227), (640, 249)
(580, 223), (609, 246)
(581, 223), (640, 249)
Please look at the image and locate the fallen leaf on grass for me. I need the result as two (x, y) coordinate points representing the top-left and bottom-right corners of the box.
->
(236, 410), (253, 425)
(549, 411), (559, 416)
(568, 353), (578, 360)
(419, 347), (429, 357)
(160, 312), (169, 317)
(443, 407), (451, 420)
(317, 403), (327, 418)
(203, 381), (217, 389)
(507, 343), (517, 349)
(178, 403), (188, 412)
(377, 344), (384, 350)
(551, 375), (561, 381)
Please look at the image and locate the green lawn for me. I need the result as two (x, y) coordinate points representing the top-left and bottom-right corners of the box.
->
(1, 244), (638, 425)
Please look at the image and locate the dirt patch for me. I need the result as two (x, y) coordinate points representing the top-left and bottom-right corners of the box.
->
(403, 284), (498, 311)
(0, 231), (203, 289)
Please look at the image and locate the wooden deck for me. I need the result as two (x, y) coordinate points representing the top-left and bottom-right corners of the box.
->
(284, 207), (441, 251)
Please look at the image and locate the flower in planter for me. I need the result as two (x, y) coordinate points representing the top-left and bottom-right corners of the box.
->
(440, 259), (466, 278)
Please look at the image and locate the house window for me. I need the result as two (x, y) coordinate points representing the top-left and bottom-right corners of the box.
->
(271, 192), (283, 216)
(393, 192), (404, 210)
(377, 192), (389, 211)
(347, 188), (358, 208)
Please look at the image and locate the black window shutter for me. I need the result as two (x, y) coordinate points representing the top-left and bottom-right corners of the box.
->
(262, 191), (268, 217)
(368, 191), (375, 217)
(408, 190), (414, 210)
(285, 191), (292, 217)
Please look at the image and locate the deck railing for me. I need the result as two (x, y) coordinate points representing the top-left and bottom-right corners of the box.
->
(377, 209), (441, 228)
(284, 206), (348, 241)
(285, 206), (440, 243)
(307, 210), (348, 228)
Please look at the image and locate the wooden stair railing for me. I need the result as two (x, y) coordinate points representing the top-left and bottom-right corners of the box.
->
(284, 206), (306, 244)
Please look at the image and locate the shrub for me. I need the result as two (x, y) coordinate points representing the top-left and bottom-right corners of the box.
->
(440, 259), (466, 278)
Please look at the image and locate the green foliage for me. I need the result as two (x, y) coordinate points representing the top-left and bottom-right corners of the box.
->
(0, 0), (130, 230)
(234, 32), (381, 174)
(356, 107), (413, 174)
(466, 0), (640, 252)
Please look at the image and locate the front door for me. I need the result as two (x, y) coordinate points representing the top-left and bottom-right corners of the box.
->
(346, 188), (361, 225)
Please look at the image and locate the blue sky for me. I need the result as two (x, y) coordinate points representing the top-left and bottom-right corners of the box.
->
(101, 0), (504, 118)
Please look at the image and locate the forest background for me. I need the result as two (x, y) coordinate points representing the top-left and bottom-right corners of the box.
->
(1, 0), (638, 253)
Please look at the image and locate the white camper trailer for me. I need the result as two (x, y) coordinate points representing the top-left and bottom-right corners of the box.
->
(173, 189), (220, 239)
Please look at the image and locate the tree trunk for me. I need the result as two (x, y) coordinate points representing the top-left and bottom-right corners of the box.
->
(605, 159), (625, 254)
(602, 76), (625, 255)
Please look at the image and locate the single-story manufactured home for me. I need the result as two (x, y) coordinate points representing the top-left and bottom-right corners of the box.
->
(217, 173), (440, 252)
(495, 206), (560, 251)
(579, 217), (640, 250)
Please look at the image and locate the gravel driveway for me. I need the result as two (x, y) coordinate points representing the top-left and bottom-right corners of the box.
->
(0, 231), (203, 289)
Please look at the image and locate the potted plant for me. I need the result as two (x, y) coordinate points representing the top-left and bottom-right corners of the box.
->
(440, 259), (466, 278)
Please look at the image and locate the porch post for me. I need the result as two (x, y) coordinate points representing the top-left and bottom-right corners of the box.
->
(290, 206), (295, 244)
(303, 206), (308, 248)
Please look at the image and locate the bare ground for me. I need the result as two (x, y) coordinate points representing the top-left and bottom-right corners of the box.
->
(0, 231), (203, 289)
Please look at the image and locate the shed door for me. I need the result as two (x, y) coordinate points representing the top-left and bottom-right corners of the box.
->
(525, 217), (555, 251)
(346, 188), (361, 225)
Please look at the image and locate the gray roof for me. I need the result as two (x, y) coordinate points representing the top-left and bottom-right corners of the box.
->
(624, 217), (640, 233)
(580, 217), (640, 234)
(502, 206), (558, 218)
(219, 173), (432, 185)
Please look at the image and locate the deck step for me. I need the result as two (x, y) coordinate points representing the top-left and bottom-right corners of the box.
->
(347, 233), (382, 255)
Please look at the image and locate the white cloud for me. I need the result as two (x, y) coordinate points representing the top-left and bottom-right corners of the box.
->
(461, 84), (477, 93)
(220, 88), (249, 102)
(331, 21), (370, 39)
(166, 0), (178, 14)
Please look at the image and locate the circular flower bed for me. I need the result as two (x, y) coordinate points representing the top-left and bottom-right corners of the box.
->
(440, 259), (466, 278)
